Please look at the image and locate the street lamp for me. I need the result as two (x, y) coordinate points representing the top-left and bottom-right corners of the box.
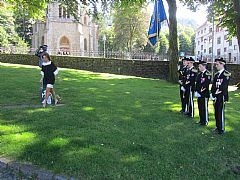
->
(103, 34), (106, 58)
(211, 0), (215, 80)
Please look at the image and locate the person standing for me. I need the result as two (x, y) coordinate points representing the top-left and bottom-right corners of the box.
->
(35, 45), (48, 67)
(211, 58), (231, 134)
(182, 57), (198, 118)
(40, 52), (59, 108)
(195, 61), (211, 125)
(178, 57), (189, 113)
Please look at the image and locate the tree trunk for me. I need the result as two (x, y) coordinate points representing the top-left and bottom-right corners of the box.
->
(233, 0), (240, 53)
(166, 0), (179, 83)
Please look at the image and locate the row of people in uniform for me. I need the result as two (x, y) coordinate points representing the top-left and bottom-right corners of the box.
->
(178, 57), (231, 135)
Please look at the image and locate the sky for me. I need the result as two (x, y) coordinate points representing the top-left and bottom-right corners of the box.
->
(148, 0), (208, 27)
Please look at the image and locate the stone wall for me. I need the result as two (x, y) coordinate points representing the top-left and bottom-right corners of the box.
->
(0, 54), (239, 85)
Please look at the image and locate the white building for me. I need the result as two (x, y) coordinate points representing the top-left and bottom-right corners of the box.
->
(32, 2), (98, 56)
(195, 21), (240, 64)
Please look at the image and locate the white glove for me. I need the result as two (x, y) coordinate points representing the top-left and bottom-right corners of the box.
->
(194, 92), (201, 98)
(181, 86), (186, 92)
(210, 94), (216, 101)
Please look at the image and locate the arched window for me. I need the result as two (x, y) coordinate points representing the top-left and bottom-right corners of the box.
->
(84, 38), (87, 51)
(59, 36), (70, 53)
(84, 16), (87, 25)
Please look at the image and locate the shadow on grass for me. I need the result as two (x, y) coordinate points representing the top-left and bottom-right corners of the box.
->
(0, 64), (240, 179)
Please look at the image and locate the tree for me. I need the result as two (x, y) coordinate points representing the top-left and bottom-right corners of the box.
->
(182, 0), (240, 52)
(178, 25), (195, 56)
(113, 3), (149, 52)
(166, 0), (179, 82)
(211, 0), (240, 52)
(98, 24), (115, 52)
(0, 5), (29, 52)
(158, 32), (169, 57)
(14, 11), (33, 46)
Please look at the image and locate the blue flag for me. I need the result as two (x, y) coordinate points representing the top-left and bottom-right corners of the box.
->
(148, 0), (168, 47)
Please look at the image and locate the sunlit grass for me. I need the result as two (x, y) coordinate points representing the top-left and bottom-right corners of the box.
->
(0, 63), (240, 179)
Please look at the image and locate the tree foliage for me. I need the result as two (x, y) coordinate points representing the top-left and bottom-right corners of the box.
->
(0, 5), (29, 52)
(181, 0), (240, 51)
(112, 3), (149, 52)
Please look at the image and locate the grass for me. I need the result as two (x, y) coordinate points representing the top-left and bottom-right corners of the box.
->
(0, 62), (240, 179)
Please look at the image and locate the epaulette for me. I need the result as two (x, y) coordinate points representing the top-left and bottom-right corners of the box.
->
(206, 71), (211, 76)
(224, 70), (231, 77)
(192, 69), (198, 73)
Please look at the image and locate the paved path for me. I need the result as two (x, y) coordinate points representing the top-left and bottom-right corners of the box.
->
(0, 158), (77, 180)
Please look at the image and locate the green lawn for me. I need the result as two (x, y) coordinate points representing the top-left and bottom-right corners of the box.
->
(0, 62), (240, 179)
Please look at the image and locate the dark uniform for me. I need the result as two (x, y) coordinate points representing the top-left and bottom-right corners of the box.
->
(183, 64), (198, 118)
(41, 61), (58, 86)
(178, 60), (188, 113)
(211, 67), (231, 134)
(35, 45), (48, 67)
(195, 68), (211, 125)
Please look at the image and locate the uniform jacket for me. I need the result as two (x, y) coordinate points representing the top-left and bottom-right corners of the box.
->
(183, 66), (198, 92)
(195, 70), (211, 98)
(211, 69), (231, 101)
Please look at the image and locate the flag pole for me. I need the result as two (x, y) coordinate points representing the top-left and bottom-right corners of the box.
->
(156, 0), (159, 43)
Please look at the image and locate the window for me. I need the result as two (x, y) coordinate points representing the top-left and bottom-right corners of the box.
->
(201, 37), (203, 42)
(229, 40), (232, 46)
(209, 36), (212, 43)
(201, 30), (203, 34)
(84, 16), (87, 25)
(198, 31), (200, 36)
(234, 57), (237, 61)
(209, 27), (213, 32)
(224, 35), (227, 40)
(224, 47), (227, 52)
(204, 28), (206, 33)
(59, 6), (70, 18)
(201, 45), (203, 50)
(217, 37), (221, 44)
(198, 41), (200, 45)
(209, 47), (212, 54)
(84, 38), (87, 51)
(59, 6), (62, 17)
(217, 49), (221, 56)
(234, 45), (237, 50)
(204, 49), (206, 53)
(198, 51), (200, 55)
(216, 25), (220, 32)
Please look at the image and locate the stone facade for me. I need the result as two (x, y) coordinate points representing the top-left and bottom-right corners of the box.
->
(32, 2), (98, 56)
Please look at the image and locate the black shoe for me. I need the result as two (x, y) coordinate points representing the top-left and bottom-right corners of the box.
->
(218, 131), (225, 135)
(212, 128), (218, 132)
(187, 114), (194, 118)
(179, 110), (184, 113)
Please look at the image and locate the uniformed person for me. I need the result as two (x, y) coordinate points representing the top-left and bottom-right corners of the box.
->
(211, 58), (231, 134)
(182, 57), (198, 118)
(195, 61), (211, 125)
(178, 57), (189, 113)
